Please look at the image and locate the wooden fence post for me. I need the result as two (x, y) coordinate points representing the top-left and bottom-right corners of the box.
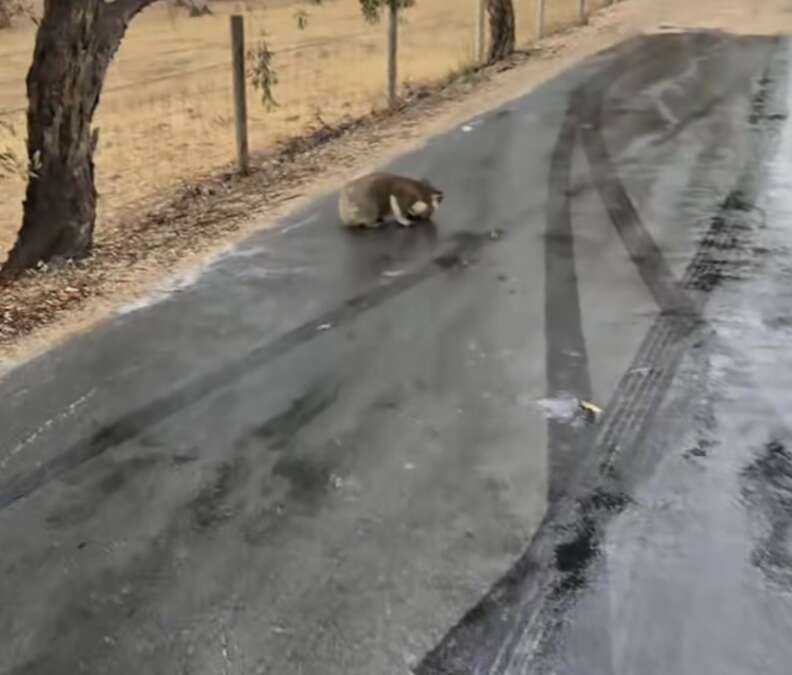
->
(475, 0), (486, 64)
(536, 0), (545, 39)
(387, 0), (398, 107)
(230, 15), (249, 175)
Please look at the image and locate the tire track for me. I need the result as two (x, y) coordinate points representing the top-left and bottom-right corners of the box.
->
(543, 88), (593, 504)
(416, 33), (675, 675)
(0, 231), (494, 511)
(416, 33), (783, 675)
(492, 37), (784, 675)
(0, 90), (524, 512)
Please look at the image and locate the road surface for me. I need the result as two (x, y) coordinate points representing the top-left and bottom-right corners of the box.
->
(3, 30), (792, 675)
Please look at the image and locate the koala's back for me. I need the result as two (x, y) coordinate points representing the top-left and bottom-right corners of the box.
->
(339, 172), (400, 226)
(352, 173), (395, 210)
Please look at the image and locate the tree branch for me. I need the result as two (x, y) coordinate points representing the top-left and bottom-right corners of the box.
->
(104, 0), (159, 23)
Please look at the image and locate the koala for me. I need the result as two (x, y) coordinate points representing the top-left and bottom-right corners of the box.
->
(338, 172), (444, 228)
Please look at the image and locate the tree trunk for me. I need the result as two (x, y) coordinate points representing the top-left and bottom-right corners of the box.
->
(486, 0), (515, 64)
(1, 0), (155, 280)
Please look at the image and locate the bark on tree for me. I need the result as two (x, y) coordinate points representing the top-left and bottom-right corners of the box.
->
(486, 0), (515, 64)
(1, 0), (157, 280)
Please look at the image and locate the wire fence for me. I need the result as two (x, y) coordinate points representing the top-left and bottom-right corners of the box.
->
(0, 0), (621, 252)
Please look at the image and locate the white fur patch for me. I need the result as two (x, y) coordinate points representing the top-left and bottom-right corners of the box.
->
(389, 194), (411, 226)
(410, 200), (429, 216)
(431, 194), (442, 210)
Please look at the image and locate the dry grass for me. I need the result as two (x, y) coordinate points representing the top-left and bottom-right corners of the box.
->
(0, 0), (589, 258)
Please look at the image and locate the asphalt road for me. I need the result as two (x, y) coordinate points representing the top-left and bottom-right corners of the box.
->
(2, 30), (792, 675)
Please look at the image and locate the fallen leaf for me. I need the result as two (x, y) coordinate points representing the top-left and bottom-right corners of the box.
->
(579, 400), (603, 416)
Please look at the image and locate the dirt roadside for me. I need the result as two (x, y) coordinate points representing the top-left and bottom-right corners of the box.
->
(0, 0), (779, 374)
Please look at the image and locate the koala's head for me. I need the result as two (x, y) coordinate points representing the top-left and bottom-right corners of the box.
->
(421, 178), (444, 210)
